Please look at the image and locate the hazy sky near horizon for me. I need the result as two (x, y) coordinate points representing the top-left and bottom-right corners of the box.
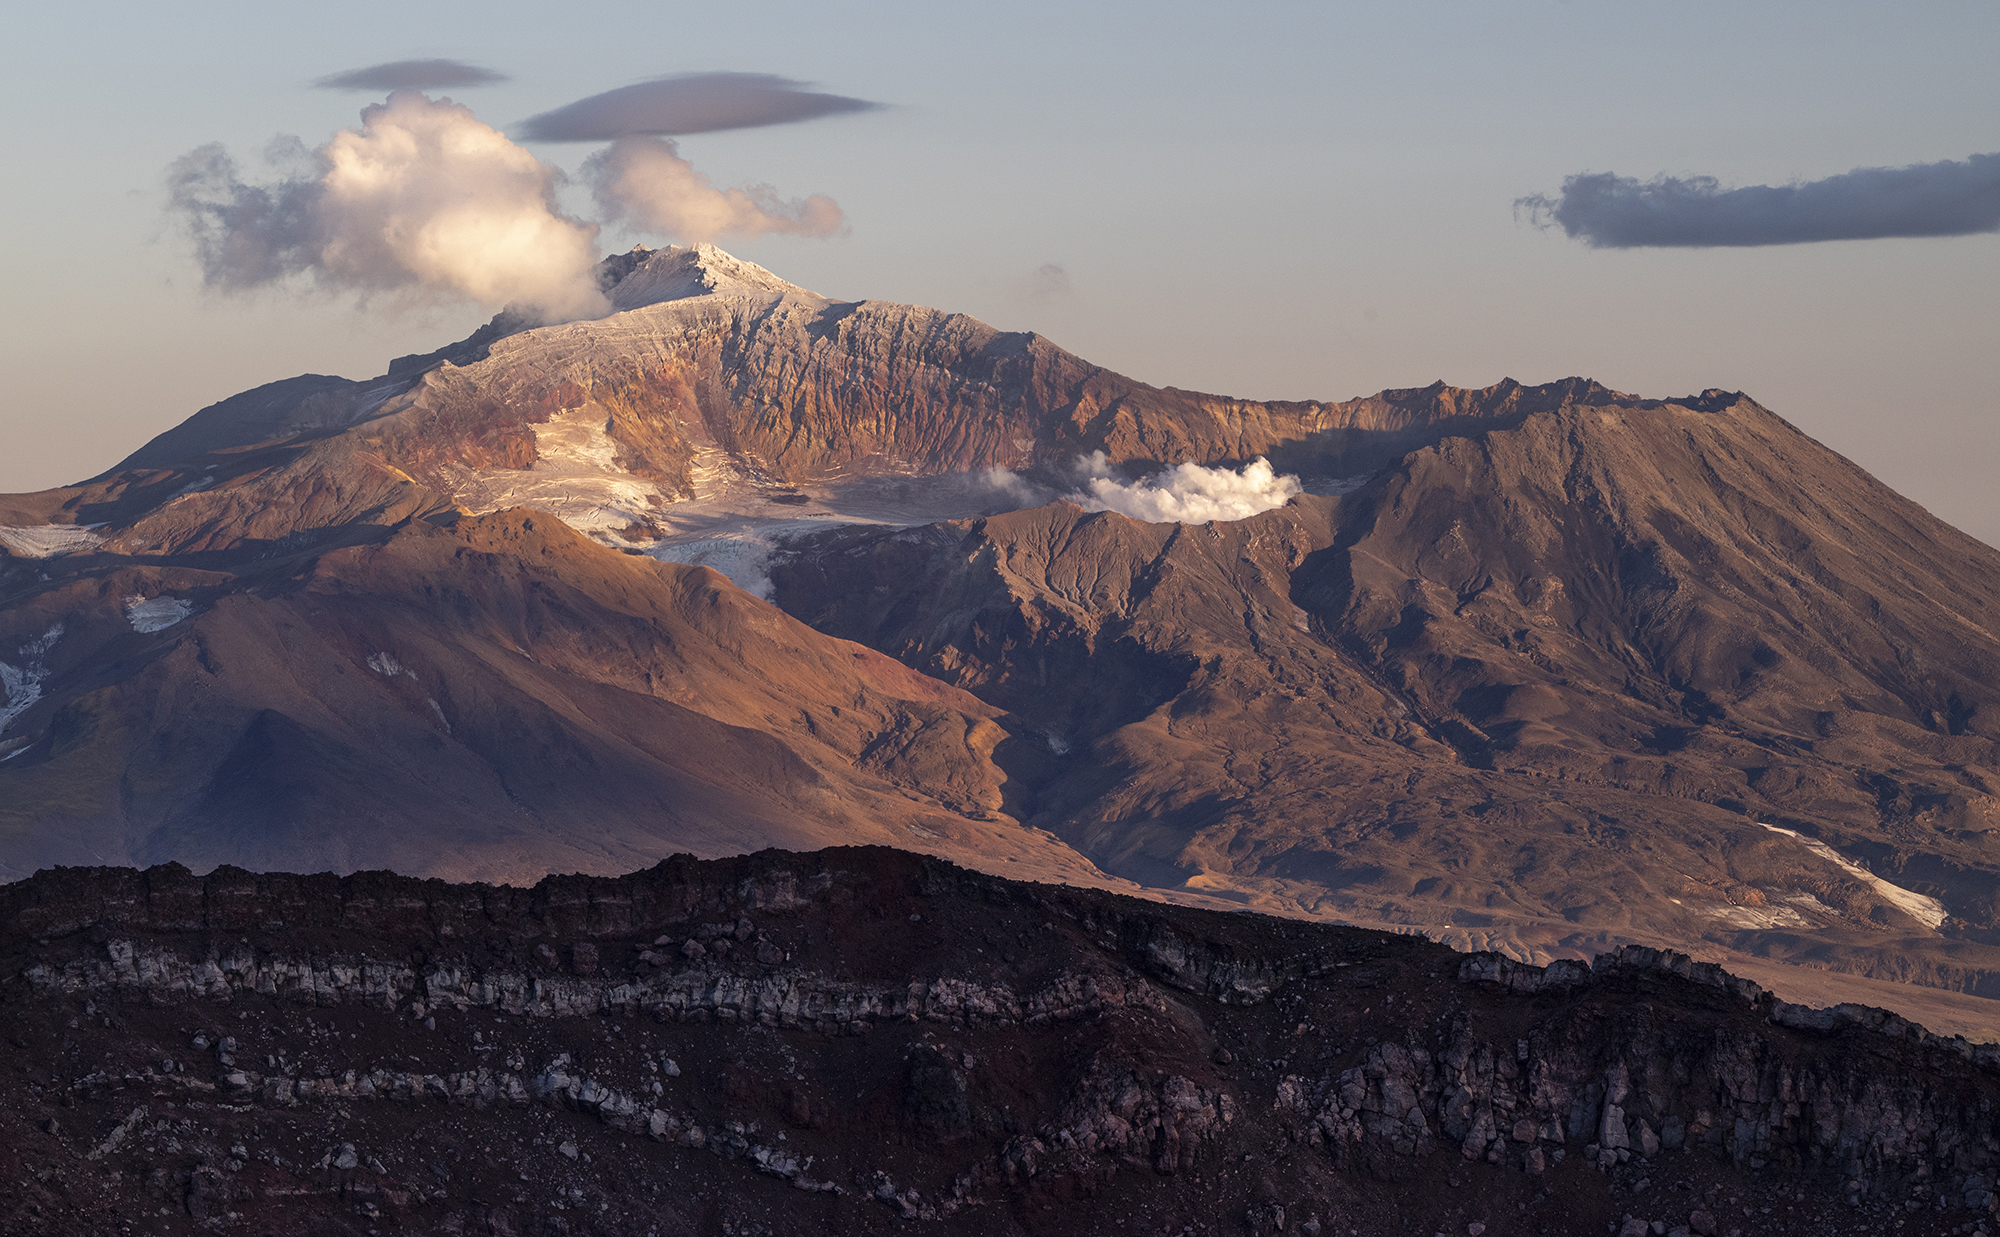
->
(3, 1), (1996, 543)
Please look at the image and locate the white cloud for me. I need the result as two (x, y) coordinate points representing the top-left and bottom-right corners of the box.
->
(1068, 452), (1300, 524)
(169, 91), (608, 323)
(981, 466), (1047, 506)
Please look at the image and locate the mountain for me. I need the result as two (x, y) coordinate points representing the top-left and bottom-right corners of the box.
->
(771, 387), (2000, 999)
(3, 243), (1998, 1028)
(4, 847), (1997, 1236)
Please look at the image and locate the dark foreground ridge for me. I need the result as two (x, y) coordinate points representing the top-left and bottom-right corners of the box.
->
(3, 847), (1996, 1236)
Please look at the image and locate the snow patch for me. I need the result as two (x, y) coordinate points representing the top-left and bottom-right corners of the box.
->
(367, 652), (415, 678)
(125, 596), (192, 633)
(607, 243), (823, 312)
(0, 524), (105, 559)
(649, 521), (834, 598)
(1067, 452), (1301, 524)
(1705, 903), (1812, 930)
(642, 453), (1040, 599)
(1782, 891), (1839, 916)
(453, 408), (662, 535)
(170, 470), (218, 498)
(1757, 822), (1948, 930)
(0, 624), (63, 734)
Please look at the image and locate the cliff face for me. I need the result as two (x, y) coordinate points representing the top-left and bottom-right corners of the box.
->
(2, 848), (1997, 1236)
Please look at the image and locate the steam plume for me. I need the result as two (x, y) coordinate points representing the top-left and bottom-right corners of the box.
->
(1069, 453), (1301, 524)
(520, 73), (878, 142)
(584, 136), (845, 243)
(314, 60), (508, 91)
(1519, 153), (2000, 248)
(981, 466), (1047, 506)
(168, 91), (607, 322)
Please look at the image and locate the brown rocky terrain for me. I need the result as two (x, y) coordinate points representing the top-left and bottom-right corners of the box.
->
(3, 242), (1998, 1041)
(6, 847), (2000, 1237)
(0, 504), (1113, 889)
(769, 387), (2000, 1010)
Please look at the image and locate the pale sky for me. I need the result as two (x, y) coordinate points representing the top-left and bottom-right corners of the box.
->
(3, 1), (1995, 544)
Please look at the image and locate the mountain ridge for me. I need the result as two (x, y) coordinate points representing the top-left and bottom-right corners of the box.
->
(4, 846), (1999, 1234)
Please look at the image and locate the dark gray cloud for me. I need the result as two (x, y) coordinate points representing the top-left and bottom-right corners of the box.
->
(519, 72), (878, 142)
(167, 143), (325, 291)
(314, 59), (509, 91)
(1518, 153), (2000, 248)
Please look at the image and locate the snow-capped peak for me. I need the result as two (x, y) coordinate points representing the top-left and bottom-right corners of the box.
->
(604, 243), (823, 312)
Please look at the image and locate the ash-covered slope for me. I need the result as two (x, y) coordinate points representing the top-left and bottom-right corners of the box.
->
(3, 847), (1998, 1237)
(770, 387), (2000, 1000)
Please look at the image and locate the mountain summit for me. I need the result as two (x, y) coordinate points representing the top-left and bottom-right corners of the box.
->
(2, 246), (1997, 1030)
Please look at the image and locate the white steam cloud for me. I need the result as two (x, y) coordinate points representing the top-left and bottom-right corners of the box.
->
(1519, 153), (2000, 248)
(169, 91), (608, 322)
(1067, 453), (1301, 524)
(583, 136), (845, 243)
(168, 91), (851, 320)
(981, 466), (1046, 506)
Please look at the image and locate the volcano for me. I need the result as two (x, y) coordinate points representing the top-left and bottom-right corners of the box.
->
(2, 243), (1998, 1030)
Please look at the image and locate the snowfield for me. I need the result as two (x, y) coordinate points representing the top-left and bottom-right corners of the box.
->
(0, 525), (104, 558)
(1758, 821), (1948, 930)
(124, 596), (193, 633)
(0, 624), (63, 735)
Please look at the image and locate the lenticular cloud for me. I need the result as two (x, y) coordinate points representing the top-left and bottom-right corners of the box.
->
(313, 60), (508, 92)
(168, 91), (608, 323)
(1069, 453), (1301, 524)
(519, 72), (878, 142)
(1518, 153), (2000, 248)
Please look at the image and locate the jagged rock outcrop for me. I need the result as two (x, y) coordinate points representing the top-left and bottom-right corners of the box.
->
(2, 847), (1997, 1234)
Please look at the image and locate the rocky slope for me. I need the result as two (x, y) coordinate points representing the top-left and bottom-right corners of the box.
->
(0, 502), (1116, 888)
(769, 387), (2000, 1005)
(3, 847), (1997, 1236)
